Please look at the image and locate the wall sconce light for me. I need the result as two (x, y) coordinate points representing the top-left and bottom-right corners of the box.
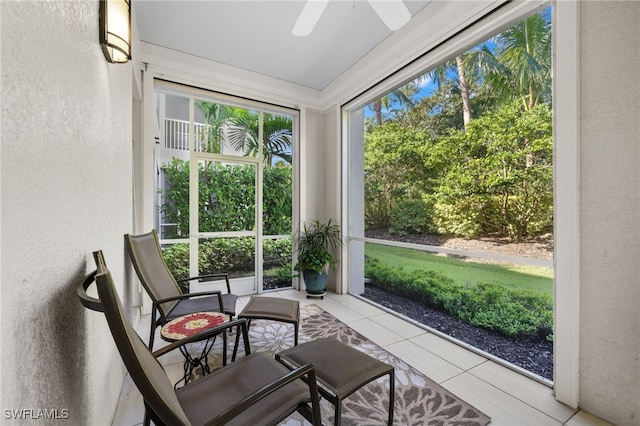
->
(99, 0), (131, 63)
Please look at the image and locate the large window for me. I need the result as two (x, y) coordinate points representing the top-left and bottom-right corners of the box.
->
(154, 81), (297, 295)
(345, 6), (554, 382)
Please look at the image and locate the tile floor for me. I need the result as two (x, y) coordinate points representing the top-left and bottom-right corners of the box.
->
(111, 290), (612, 426)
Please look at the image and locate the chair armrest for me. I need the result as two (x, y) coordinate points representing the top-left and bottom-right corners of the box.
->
(177, 273), (229, 283)
(153, 289), (223, 305)
(177, 273), (232, 294)
(152, 318), (250, 359)
(77, 270), (104, 312)
(209, 363), (322, 426)
(153, 290), (226, 324)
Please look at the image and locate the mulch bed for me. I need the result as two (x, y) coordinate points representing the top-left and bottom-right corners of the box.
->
(362, 231), (554, 381)
(362, 285), (553, 380)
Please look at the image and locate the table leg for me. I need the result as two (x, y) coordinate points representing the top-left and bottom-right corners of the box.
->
(173, 336), (217, 389)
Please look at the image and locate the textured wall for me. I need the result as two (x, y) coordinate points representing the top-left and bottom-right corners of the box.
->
(579, 2), (640, 425)
(1, 1), (133, 425)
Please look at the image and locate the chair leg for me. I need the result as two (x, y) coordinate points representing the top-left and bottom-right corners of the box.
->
(388, 369), (395, 425)
(222, 330), (227, 366)
(232, 327), (240, 361)
(231, 322), (245, 361)
(148, 311), (158, 350)
(148, 327), (155, 351)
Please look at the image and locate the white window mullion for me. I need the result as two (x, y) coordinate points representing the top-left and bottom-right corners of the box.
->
(256, 112), (264, 293)
(188, 98), (199, 279)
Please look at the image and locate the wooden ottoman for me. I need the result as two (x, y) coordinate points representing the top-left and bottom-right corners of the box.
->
(276, 338), (394, 425)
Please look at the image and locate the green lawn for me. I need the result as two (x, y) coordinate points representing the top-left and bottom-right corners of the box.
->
(365, 243), (553, 296)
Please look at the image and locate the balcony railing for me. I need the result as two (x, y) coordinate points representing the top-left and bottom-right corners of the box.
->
(164, 118), (210, 151)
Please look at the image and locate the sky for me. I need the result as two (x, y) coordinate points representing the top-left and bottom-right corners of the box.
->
(364, 5), (552, 121)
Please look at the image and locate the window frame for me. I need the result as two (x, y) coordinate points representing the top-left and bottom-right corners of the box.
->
(142, 78), (300, 296)
(341, 0), (579, 407)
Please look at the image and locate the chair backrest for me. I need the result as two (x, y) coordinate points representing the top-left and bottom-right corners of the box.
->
(125, 230), (182, 319)
(94, 263), (191, 425)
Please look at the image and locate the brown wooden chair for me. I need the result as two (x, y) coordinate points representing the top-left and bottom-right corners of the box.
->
(79, 255), (322, 426)
(125, 230), (239, 349)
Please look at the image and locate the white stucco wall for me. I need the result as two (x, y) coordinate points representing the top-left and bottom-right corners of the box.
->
(578, 2), (640, 425)
(1, 1), (133, 424)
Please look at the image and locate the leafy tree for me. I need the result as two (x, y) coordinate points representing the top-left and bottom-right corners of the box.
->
(364, 124), (433, 229)
(431, 102), (553, 242)
(391, 81), (465, 136)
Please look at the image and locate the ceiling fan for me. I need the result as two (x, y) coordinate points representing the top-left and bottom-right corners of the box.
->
(292, 0), (411, 36)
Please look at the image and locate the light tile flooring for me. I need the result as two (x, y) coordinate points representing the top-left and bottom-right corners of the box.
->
(112, 290), (612, 426)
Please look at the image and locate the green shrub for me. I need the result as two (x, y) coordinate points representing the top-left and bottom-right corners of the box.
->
(365, 258), (553, 339)
(444, 283), (553, 338)
(389, 199), (437, 236)
(273, 262), (295, 285)
(263, 238), (292, 269)
(161, 243), (190, 281)
(199, 238), (255, 276)
(433, 195), (486, 238)
(161, 237), (292, 281)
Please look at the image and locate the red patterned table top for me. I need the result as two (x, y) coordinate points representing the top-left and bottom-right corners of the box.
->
(160, 311), (229, 341)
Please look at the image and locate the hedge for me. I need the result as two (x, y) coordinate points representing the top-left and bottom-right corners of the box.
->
(365, 258), (553, 340)
(162, 237), (292, 281)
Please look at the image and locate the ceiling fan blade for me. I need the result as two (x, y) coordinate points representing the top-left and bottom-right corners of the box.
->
(368, 0), (411, 31)
(292, 0), (330, 36)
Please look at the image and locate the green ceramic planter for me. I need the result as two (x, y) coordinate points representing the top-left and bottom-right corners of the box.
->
(303, 269), (327, 295)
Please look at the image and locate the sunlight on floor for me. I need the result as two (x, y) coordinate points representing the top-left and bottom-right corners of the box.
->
(112, 290), (611, 426)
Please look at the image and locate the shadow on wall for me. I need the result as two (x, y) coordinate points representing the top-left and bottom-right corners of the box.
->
(7, 265), (89, 425)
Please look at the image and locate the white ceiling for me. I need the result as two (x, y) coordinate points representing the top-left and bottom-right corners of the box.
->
(133, 1), (431, 90)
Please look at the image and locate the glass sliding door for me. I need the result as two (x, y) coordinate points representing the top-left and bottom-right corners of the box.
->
(153, 80), (297, 295)
(192, 157), (258, 294)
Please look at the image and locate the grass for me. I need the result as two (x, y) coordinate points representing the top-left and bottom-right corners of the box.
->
(365, 242), (553, 296)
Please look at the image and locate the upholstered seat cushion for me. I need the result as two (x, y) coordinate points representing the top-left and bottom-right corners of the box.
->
(176, 352), (310, 426)
(277, 338), (395, 425)
(277, 338), (392, 398)
(239, 296), (299, 323)
(167, 293), (238, 321)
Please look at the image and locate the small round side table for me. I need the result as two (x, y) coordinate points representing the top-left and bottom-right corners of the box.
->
(160, 311), (230, 389)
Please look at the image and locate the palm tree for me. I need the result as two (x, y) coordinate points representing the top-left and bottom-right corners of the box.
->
(371, 85), (416, 125)
(497, 12), (551, 110)
(424, 10), (551, 127)
(425, 54), (476, 128)
(226, 109), (293, 165)
(197, 102), (234, 153)
(470, 12), (551, 111)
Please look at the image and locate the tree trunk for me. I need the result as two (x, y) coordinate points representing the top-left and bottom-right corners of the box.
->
(373, 99), (383, 125)
(456, 55), (472, 127)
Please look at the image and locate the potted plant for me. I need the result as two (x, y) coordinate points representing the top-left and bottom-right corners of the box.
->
(293, 219), (342, 298)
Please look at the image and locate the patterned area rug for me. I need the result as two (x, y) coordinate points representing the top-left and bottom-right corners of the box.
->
(195, 304), (491, 426)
